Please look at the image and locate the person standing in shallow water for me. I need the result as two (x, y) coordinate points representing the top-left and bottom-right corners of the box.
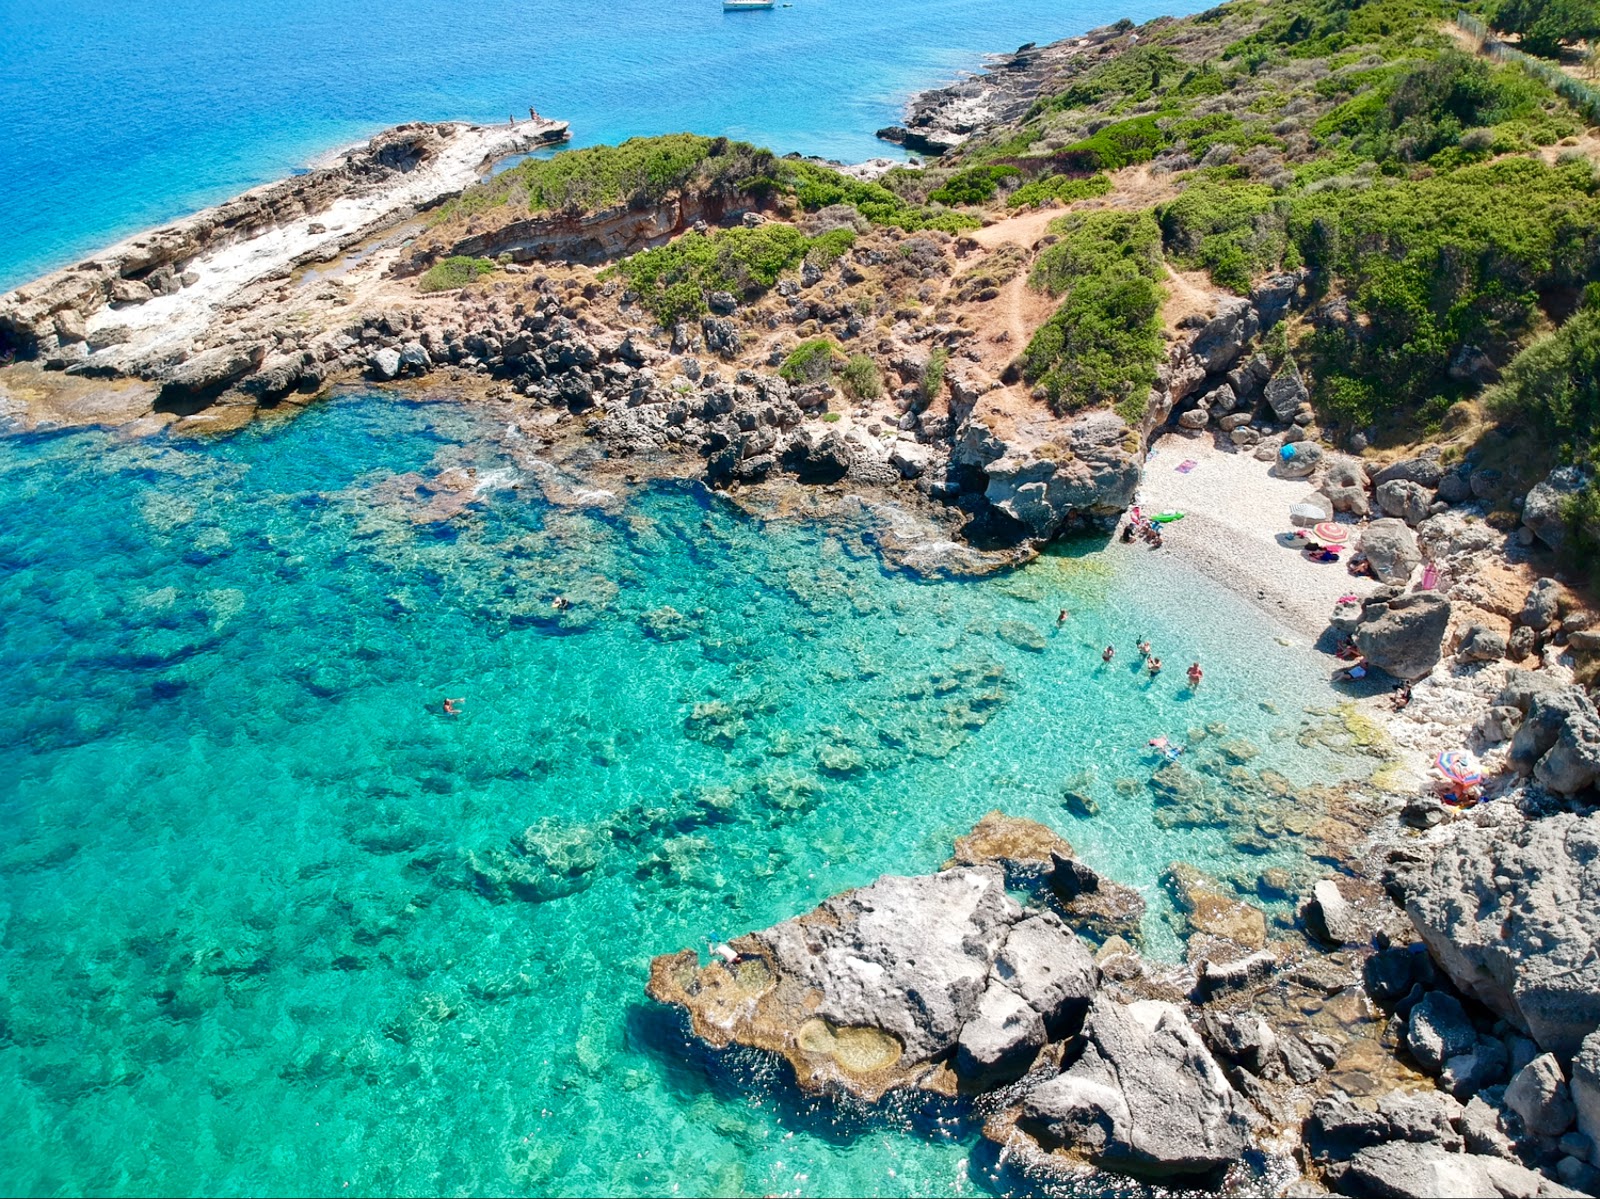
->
(1102, 646), (1115, 663)
(1188, 663), (1203, 688)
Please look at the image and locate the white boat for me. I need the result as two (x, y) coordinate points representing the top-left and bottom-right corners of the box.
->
(724, 0), (774, 9)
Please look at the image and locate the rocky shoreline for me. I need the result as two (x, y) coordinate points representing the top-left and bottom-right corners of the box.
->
(649, 806), (1600, 1196)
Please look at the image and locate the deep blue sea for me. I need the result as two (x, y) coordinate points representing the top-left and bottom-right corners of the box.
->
(0, 0), (1199, 292)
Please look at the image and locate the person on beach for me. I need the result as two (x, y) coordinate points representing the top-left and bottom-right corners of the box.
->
(1332, 659), (1368, 683)
(442, 697), (465, 716)
(1391, 682), (1413, 710)
(1102, 646), (1115, 663)
(1187, 663), (1203, 688)
(1121, 523), (1135, 543)
(1148, 656), (1163, 676)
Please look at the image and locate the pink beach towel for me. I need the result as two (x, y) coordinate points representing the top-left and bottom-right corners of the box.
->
(1176, 459), (1198, 474)
(1421, 563), (1439, 590)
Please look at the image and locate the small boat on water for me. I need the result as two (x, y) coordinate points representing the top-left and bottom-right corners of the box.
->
(724, 0), (774, 9)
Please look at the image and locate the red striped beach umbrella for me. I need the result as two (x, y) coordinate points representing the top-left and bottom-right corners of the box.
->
(1314, 522), (1350, 544)
(1435, 750), (1483, 788)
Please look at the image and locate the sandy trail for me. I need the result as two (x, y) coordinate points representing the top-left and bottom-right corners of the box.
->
(1136, 432), (1383, 643)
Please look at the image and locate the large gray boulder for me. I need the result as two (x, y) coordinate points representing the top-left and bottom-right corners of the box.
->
(1506, 1053), (1577, 1137)
(759, 868), (1018, 1063)
(1373, 454), (1446, 490)
(1351, 590), (1452, 680)
(163, 342), (268, 391)
(978, 410), (1141, 541)
(991, 911), (1096, 1035)
(1189, 297), (1258, 372)
(1377, 478), (1435, 528)
(1264, 360), (1308, 422)
(1573, 1031), (1600, 1167)
(1394, 807), (1600, 1059)
(1522, 579), (1563, 631)
(1523, 467), (1588, 552)
(781, 428), (854, 483)
(955, 979), (1046, 1087)
(1018, 995), (1250, 1178)
(1408, 991), (1476, 1075)
(1499, 674), (1600, 795)
(1327, 1140), (1582, 1198)
(1360, 518), (1422, 584)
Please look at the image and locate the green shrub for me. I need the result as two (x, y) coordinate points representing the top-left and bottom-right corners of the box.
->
(840, 353), (883, 401)
(928, 165), (1021, 206)
(804, 227), (856, 270)
(921, 347), (949, 408)
(1007, 173), (1113, 209)
(1032, 210), (1164, 297)
(1486, 305), (1600, 462)
(779, 338), (841, 385)
(776, 161), (981, 233)
(1033, 46), (1184, 114)
(1159, 178), (1286, 294)
(1490, 0), (1600, 59)
(1051, 116), (1169, 174)
(1023, 209), (1166, 422)
(417, 256), (496, 292)
(821, 411), (843, 422)
(614, 224), (812, 325)
(433, 134), (779, 224)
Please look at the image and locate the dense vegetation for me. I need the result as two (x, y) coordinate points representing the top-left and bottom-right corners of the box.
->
(417, 256), (496, 292)
(1022, 211), (1167, 423)
(613, 224), (813, 326)
(1489, 0), (1600, 59)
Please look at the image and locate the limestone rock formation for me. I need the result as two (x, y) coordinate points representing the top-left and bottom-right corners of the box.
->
(962, 410), (1141, 541)
(1359, 518), (1422, 585)
(1015, 995), (1251, 1178)
(1523, 467), (1588, 552)
(1393, 806), (1600, 1059)
(1349, 589), (1452, 680)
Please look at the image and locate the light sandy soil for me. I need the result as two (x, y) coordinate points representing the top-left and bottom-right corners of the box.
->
(1136, 431), (1383, 643)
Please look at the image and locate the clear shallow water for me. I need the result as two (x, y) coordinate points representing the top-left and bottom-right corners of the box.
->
(0, 393), (1355, 1195)
(0, 0), (1205, 291)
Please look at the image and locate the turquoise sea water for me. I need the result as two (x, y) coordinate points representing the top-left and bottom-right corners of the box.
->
(0, 0), (1205, 291)
(0, 392), (1355, 1195)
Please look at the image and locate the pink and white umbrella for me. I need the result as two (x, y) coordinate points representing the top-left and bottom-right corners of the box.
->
(1314, 522), (1350, 544)
(1435, 750), (1483, 788)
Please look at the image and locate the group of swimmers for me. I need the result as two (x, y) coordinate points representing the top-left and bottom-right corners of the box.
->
(1100, 639), (1204, 688)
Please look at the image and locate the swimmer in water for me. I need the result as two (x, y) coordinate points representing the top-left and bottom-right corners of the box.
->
(1058, 609), (1069, 624)
(1187, 662), (1203, 688)
(1137, 640), (1152, 658)
(442, 697), (465, 716)
(1148, 656), (1163, 676)
(1102, 645), (1115, 663)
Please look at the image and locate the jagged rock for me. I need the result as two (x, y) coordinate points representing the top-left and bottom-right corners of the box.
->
(1048, 851), (1146, 941)
(1408, 991), (1476, 1074)
(1457, 624), (1508, 663)
(368, 347), (403, 381)
(109, 278), (154, 306)
(1189, 298), (1258, 373)
(1327, 1141), (1582, 1198)
(1304, 1092), (1463, 1162)
(1231, 426), (1262, 447)
(1016, 995), (1250, 1178)
(162, 342), (268, 392)
(1350, 589), (1452, 680)
(1438, 469), (1473, 504)
(1394, 806), (1600, 1058)
(781, 428), (853, 483)
(978, 410), (1141, 541)
(889, 440), (932, 479)
(956, 980), (1046, 1087)
(397, 341), (431, 373)
(991, 911), (1096, 1035)
(1201, 1009), (1279, 1076)
(1443, 1036), (1508, 1097)
(1499, 674), (1600, 794)
(1301, 878), (1366, 946)
(1178, 407), (1209, 429)
(1522, 579), (1563, 631)
(1510, 624), (1537, 660)
(701, 316), (741, 358)
(1461, 1095), (1519, 1160)
(52, 309), (87, 343)
(1572, 1031), (1600, 1167)
(1359, 519), (1422, 584)
(1377, 478), (1435, 528)
(1506, 1053), (1577, 1138)
(707, 291), (738, 315)
(1265, 360), (1309, 422)
(1523, 467), (1588, 552)
(1251, 273), (1302, 328)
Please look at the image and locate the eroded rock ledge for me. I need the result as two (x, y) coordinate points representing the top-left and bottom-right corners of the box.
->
(648, 810), (1596, 1196)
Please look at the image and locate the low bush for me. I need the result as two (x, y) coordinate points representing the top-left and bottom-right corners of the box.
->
(779, 338), (841, 385)
(928, 165), (1021, 206)
(1007, 172), (1113, 209)
(418, 256), (496, 292)
(920, 346), (949, 408)
(616, 224), (811, 325)
(840, 353), (883, 400)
